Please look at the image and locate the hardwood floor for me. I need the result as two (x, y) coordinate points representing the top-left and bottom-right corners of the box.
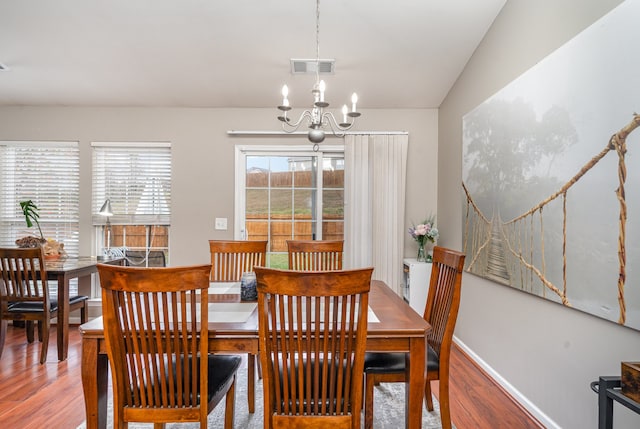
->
(441, 345), (545, 429)
(0, 323), (544, 428)
(0, 323), (86, 429)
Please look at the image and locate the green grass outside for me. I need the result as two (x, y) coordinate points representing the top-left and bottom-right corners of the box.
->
(268, 253), (289, 269)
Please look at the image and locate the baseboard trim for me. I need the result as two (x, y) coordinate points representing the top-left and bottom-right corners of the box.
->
(453, 336), (560, 429)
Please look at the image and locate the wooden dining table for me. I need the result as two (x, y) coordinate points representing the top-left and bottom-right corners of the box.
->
(43, 256), (123, 361)
(79, 279), (430, 429)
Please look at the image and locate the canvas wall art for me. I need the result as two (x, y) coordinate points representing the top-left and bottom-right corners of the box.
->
(462, 0), (640, 330)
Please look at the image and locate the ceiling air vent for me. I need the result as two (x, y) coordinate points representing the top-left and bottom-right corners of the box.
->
(290, 59), (335, 74)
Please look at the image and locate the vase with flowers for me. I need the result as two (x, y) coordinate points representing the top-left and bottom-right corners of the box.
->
(408, 215), (439, 262)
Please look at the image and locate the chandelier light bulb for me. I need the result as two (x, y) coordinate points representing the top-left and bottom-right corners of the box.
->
(342, 104), (348, 123)
(351, 93), (358, 112)
(319, 80), (326, 102)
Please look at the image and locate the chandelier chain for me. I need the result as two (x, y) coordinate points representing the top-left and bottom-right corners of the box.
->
(315, 0), (320, 85)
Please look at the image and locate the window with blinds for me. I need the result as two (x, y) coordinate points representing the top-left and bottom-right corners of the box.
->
(91, 142), (171, 264)
(0, 141), (80, 256)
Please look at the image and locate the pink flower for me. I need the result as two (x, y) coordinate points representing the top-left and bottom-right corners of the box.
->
(415, 224), (429, 236)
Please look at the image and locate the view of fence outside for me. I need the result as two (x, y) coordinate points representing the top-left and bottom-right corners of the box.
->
(244, 160), (344, 268)
(103, 224), (169, 263)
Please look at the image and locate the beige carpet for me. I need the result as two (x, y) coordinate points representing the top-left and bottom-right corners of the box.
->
(77, 364), (453, 428)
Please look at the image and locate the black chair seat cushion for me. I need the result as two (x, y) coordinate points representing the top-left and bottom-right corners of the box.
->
(7, 295), (88, 313)
(169, 354), (242, 404)
(206, 354), (242, 402)
(363, 344), (439, 374)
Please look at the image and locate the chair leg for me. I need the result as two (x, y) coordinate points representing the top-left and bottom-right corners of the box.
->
(247, 353), (256, 413)
(37, 320), (44, 342)
(80, 302), (88, 324)
(438, 377), (452, 429)
(224, 374), (237, 429)
(0, 319), (7, 359)
(364, 373), (376, 429)
(257, 353), (262, 379)
(113, 393), (126, 429)
(26, 321), (35, 343)
(153, 424), (165, 429)
(424, 379), (434, 411)
(39, 318), (50, 364)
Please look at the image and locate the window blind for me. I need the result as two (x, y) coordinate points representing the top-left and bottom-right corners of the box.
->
(0, 141), (80, 256)
(91, 142), (172, 226)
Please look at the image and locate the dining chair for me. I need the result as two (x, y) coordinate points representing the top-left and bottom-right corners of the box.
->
(0, 246), (88, 364)
(208, 240), (267, 282)
(208, 239), (267, 384)
(255, 266), (373, 429)
(286, 239), (344, 271)
(97, 263), (241, 429)
(362, 246), (465, 429)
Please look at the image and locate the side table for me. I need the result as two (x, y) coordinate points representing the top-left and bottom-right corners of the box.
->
(591, 376), (640, 429)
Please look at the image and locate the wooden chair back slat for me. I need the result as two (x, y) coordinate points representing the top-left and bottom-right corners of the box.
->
(208, 240), (267, 281)
(98, 263), (212, 425)
(287, 240), (344, 271)
(256, 266), (372, 429)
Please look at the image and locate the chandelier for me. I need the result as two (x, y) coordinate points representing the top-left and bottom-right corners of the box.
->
(277, 0), (361, 149)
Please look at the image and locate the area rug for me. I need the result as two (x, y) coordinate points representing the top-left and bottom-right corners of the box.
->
(77, 362), (452, 429)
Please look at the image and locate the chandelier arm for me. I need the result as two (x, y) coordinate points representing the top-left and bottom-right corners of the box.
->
(281, 110), (314, 133)
(321, 112), (355, 137)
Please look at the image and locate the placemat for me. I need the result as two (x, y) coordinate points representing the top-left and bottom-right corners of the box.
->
(208, 302), (256, 323)
(208, 282), (239, 294)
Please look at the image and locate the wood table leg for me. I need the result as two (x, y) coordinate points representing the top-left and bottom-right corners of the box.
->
(406, 336), (426, 429)
(82, 338), (109, 429)
(56, 273), (70, 361)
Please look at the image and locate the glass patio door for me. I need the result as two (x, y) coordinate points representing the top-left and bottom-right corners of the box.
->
(235, 146), (344, 268)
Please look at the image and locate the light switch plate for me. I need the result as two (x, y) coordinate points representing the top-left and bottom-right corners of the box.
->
(215, 217), (228, 230)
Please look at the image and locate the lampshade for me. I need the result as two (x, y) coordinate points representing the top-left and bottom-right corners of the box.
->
(99, 199), (113, 217)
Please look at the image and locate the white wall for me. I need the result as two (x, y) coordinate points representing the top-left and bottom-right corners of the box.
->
(0, 106), (437, 287)
(438, 1), (639, 428)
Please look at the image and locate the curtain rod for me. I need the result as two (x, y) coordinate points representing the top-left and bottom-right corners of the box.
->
(227, 130), (408, 137)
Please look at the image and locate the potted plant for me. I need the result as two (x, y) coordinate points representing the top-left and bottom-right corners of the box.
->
(15, 199), (66, 259)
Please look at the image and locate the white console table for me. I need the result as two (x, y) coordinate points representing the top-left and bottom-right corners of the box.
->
(402, 258), (432, 314)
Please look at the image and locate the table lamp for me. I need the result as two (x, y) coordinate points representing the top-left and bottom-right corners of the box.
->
(99, 199), (113, 250)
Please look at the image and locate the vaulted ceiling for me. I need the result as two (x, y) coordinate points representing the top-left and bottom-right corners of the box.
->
(0, 0), (506, 109)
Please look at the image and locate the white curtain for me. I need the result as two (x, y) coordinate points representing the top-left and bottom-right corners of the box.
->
(344, 134), (408, 295)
